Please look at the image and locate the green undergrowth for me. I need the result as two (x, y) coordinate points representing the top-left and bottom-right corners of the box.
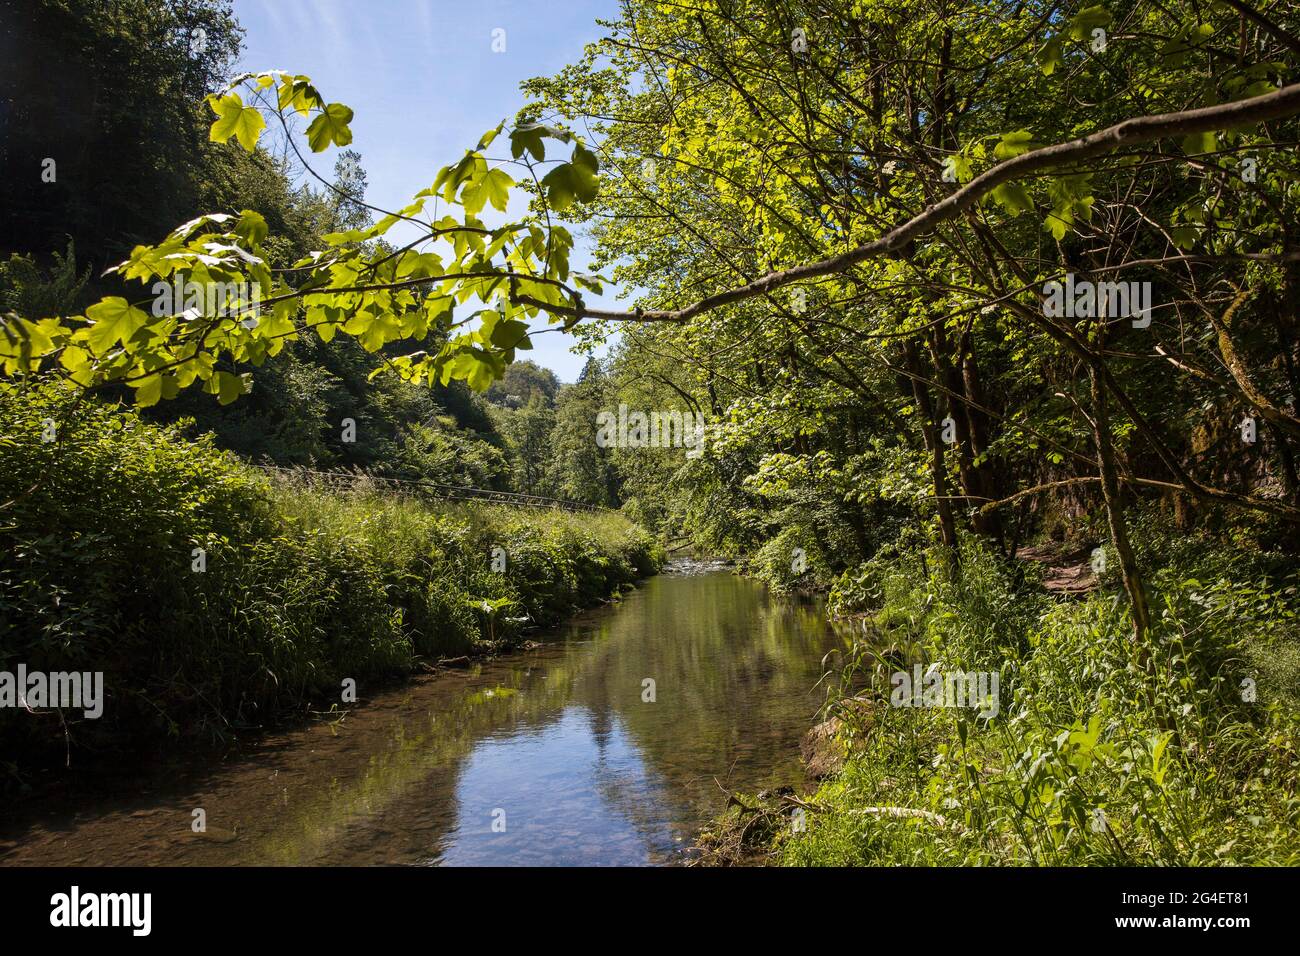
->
(769, 527), (1300, 866)
(0, 382), (661, 782)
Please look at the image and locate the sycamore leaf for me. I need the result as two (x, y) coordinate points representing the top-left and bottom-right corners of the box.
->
(571, 143), (600, 201)
(4, 317), (54, 358)
(1037, 37), (1063, 76)
(135, 374), (162, 408)
(994, 130), (1039, 160)
(510, 122), (571, 161)
(462, 167), (515, 214)
(133, 373), (178, 408)
(476, 124), (504, 151)
(306, 103), (354, 152)
(481, 168), (514, 211)
(82, 297), (148, 354)
(208, 93), (266, 151)
(259, 299), (297, 338)
(234, 209), (268, 246)
(1067, 5), (1112, 41)
(510, 125), (546, 161)
(211, 370), (247, 405)
(541, 164), (577, 211)
(1045, 206), (1073, 240)
(277, 76), (320, 116)
(991, 182), (1034, 215)
(490, 318), (530, 349)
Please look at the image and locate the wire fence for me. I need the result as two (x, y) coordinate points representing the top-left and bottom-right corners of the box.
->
(252, 464), (610, 514)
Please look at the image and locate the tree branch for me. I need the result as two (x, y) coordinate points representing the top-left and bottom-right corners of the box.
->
(564, 83), (1300, 324)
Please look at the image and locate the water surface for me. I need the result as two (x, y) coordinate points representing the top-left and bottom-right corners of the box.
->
(0, 570), (847, 866)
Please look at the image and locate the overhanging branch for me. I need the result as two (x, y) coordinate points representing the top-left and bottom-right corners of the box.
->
(558, 83), (1300, 324)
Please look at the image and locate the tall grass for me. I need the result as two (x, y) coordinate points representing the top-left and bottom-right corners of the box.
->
(0, 383), (661, 780)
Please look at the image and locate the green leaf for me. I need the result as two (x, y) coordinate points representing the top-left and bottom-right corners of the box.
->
(1067, 5), (1112, 41)
(510, 125), (546, 161)
(490, 318), (530, 349)
(994, 130), (1039, 161)
(1044, 208), (1072, 240)
(446, 347), (500, 391)
(509, 122), (571, 161)
(462, 167), (515, 214)
(571, 143), (600, 201)
(277, 75), (321, 116)
(212, 370), (247, 405)
(1037, 37), (1063, 76)
(2, 317), (54, 360)
(234, 209), (268, 246)
(948, 154), (974, 184)
(481, 168), (514, 212)
(135, 374), (162, 408)
(82, 297), (148, 354)
(542, 145), (600, 211)
(991, 182), (1034, 215)
(208, 93), (266, 151)
(306, 103), (355, 152)
(133, 373), (177, 407)
(541, 164), (577, 211)
(259, 299), (297, 338)
(1182, 131), (1217, 155)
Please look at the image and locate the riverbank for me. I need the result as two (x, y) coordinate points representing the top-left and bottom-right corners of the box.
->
(0, 384), (661, 789)
(697, 531), (1300, 866)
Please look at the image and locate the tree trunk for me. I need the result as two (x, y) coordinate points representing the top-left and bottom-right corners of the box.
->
(904, 340), (960, 573)
(1088, 361), (1152, 647)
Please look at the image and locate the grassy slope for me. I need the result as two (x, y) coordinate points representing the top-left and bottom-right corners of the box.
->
(0, 384), (661, 779)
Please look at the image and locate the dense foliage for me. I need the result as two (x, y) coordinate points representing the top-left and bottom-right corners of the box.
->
(516, 0), (1300, 610)
(772, 531), (1300, 865)
(515, 0), (1300, 864)
(0, 382), (659, 781)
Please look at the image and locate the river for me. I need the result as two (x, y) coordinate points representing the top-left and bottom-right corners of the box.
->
(0, 568), (849, 866)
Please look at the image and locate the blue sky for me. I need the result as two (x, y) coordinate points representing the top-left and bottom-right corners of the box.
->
(232, 0), (624, 381)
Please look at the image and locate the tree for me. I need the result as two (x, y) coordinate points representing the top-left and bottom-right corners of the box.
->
(547, 359), (621, 506)
(6, 0), (1300, 653)
(494, 395), (557, 494)
(0, 0), (243, 270)
(485, 359), (560, 407)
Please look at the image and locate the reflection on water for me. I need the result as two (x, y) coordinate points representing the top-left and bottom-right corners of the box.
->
(434, 709), (675, 866)
(0, 571), (849, 866)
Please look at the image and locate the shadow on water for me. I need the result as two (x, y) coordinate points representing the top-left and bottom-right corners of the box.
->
(0, 571), (851, 866)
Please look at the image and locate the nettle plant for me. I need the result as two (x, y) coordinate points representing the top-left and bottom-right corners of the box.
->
(0, 71), (604, 404)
